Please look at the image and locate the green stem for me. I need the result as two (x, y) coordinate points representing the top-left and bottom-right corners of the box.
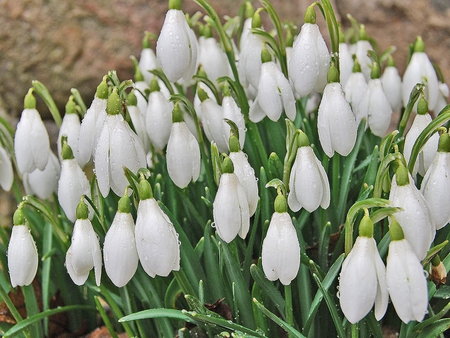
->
(0, 286), (32, 338)
(32, 80), (62, 127)
(351, 322), (359, 338)
(285, 284), (294, 337)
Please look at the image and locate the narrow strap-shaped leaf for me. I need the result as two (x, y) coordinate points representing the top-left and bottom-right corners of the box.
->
(94, 296), (119, 338)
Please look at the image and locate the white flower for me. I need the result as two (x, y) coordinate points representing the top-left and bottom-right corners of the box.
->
(357, 78), (393, 137)
(344, 67), (368, 119)
(251, 61), (296, 122)
(65, 205), (102, 286)
(339, 235), (388, 324)
(200, 97), (228, 153)
(288, 141), (330, 212)
(15, 106), (50, 174)
(386, 236), (428, 323)
(139, 42), (159, 84)
(403, 112), (439, 176)
(389, 168), (435, 260)
(339, 42), (353, 87)
(420, 145), (450, 230)
(57, 99), (81, 163)
(229, 150), (259, 216)
(145, 89), (173, 150)
(135, 196), (180, 278)
(238, 31), (264, 90)
(213, 159), (250, 243)
(8, 222), (38, 288)
(166, 112), (201, 188)
(135, 80), (149, 117)
(380, 65), (403, 112)
(104, 197), (138, 287)
(58, 156), (91, 222)
(156, 8), (198, 83)
(434, 81), (449, 114)
(198, 35), (231, 83)
(23, 152), (60, 200)
(261, 201), (300, 285)
(0, 146), (13, 191)
(222, 96), (246, 150)
(128, 103), (150, 152)
(318, 81), (357, 157)
(289, 23), (330, 97)
(355, 39), (373, 81)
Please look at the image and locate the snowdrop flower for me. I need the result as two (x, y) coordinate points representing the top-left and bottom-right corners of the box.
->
(289, 5), (330, 97)
(288, 132), (330, 212)
(339, 39), (353, 87)
(133, 65), (150, 117)
(434, 81), (449, 114)
(389, 165), (435, 260)
(65, 199), (102, 286)
(94, 89), (146, 197)
(357, 62), (393, 137)
(58, 139), (91, 222)
(156, 0), (197, 83)
(166, 105), (200, 188)
(15, 88), (51, 174)
(344, 58), (368, 120)
(78, 78), (108, 168)
(250, 48), (296, 122)
(145, 80), (173, 150)
(403, 97), (439, 176)
(228, 134), (258, 216)
(213, 157), (250, 243)
(420, 132), (450, 229)
(380, 56), (403, 112)
(135, 178), (180, 277)
(104, 193), (139, 287)
(402, 36), (438, 112)
(57, 96), (81, 164)
(262, 194), (300, 285)
(0, 145), (13, 191)
(339, 213), (388, 323)
(386, 220), (428, 323)
(127, 90), (150, 152)
(7, 208), (38, 288)
(318, 65), (357, 157)
(138, 33), (159, 84)
(354, 27), (373, 81)
(23, 152), (60, 200)
(222, 90), (246, 150)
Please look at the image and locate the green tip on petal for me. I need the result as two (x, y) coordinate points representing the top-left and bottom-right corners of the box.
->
(172, 104), (184, 123)
(359, 25), (368, 41)
(13, 208), (25, 226)
(197, 85), (209, 102)
(168, 0), (182, 10)
(304, 3), (317, 24)
(106, 89), (121, 115)
(65, 95), (77, 114)
(127, 90), (138, 106)
(96, 77), (109, 100)
(76, 198), (89, 220)
(370, 61), (381, 79)
(395, 165), (409, 186)
(138, 178), (153, 200)
(222, 156), (234, 174)
(251, 9), (262, 29)
(413, 36), (425, 53)
(229, 134), (241, 153)
(24, 88), (36, 109)
(297, 130), (310, 148)
(261, 45), (272, 63)
(327, 63), (340, 83)
(389, 219), (404, 241)
(352, 57), (362, 73)
(149, 77), (161, 93)
(358, 214), (374, 238)
(274, 194), (287, 213)
(417, 97), (428, 115)
(118, 194), (131, 213)
(438, 132), (450, 152)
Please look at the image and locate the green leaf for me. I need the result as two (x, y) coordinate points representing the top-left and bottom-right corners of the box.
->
(94, 296), (119, 338)
(120, 308), (194, 323)
(32, 80), (62, 126)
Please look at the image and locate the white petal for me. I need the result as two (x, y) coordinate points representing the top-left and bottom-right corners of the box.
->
(8, 225), (38, 287)
(366, 79), (393, 137)
(381, 66), (403, 112)
(258, 62), (283, 121)
(146, 91), (173, 150)
(24, 152), (60, 200)
(0, 146), (13, 191)
(57, 114), (81, 162)
(249, 98), (266, 123)
(94, 118), (111, 197)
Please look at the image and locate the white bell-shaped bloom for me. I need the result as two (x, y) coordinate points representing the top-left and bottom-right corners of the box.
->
(57, 97), (81, 164)
(344, 63), (368, 119)
(23, 152), (60, 200)
(339, 42), (353, 88)
(128, 102), (150, 153)
(198, 35), (231, 83)
(229, 145), (259, 216)
(104, 195), (138, 287)
(386, 222), (428, 323)
(318, 79), (357, 157)
(389, 167), (435, 260)
(138, 38), (159, 84)
(223, 95), (246, 150)
(194, 82), (215, 120)
(262, 195), (300, 285)
(145, 86), (173, 150)
(238, 31), (264, 90)
(403, 110), (439, 177)
(166, 107), (200, 188)
(15, 90), (51, 174)
(0, 146), (13, 191)
(65, 202), (102, 286)
(420, 135), (450, 229)
(78, 81), (108, 168)
(339, 216), (388, 324)
(200, 97), (228, 153)
(435, 81), (449, 114)
(94, 91), (146, 197)
(355, 39), (372, 81)
(402, 38), (438, 112)
(288, 134), (330, 212)
(289, 22), (330, 97)
(252, 60), (296, 122)
(134, 80), (149, 117)
(58, 144), (91, 222)
(156, 8), (197, 83)
(357, 77), (393, 137)
(380, 64), (403, 112)
(213, 158), (250, 243)
(8, 209), (38, 288)
(135, 181), (180, 277)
